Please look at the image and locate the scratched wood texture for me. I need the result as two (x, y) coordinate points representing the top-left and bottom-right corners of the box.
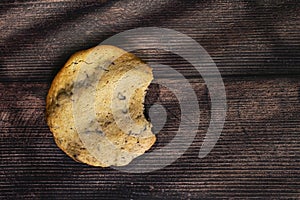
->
(0, 0), (300, 199)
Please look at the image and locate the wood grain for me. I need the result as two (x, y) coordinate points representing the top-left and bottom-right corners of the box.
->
(0, 0), (300, 199)
(1, 77), (299, 199)
(0, 0), (300, 82)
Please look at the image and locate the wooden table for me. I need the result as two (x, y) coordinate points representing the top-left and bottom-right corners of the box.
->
(1, 0), (299, 199)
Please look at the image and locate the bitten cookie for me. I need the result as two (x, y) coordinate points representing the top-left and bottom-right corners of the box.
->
(46, 45), (156, 167)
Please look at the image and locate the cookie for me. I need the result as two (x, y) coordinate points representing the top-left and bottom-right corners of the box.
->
(46, 45), (156, 167)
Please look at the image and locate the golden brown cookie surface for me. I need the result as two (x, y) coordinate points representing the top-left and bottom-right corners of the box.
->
(46, 45), (155, 167)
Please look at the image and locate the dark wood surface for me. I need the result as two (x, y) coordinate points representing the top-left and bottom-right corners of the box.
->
(1, 0), (299, 199)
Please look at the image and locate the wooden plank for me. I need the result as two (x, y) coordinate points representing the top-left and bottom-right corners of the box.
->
(0, 0), (300, 82)
(1, 0), (299, 199)
(0, 76), (299, 199)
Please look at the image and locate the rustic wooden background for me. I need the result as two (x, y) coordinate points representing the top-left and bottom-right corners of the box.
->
(1, 0), (299, 199)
